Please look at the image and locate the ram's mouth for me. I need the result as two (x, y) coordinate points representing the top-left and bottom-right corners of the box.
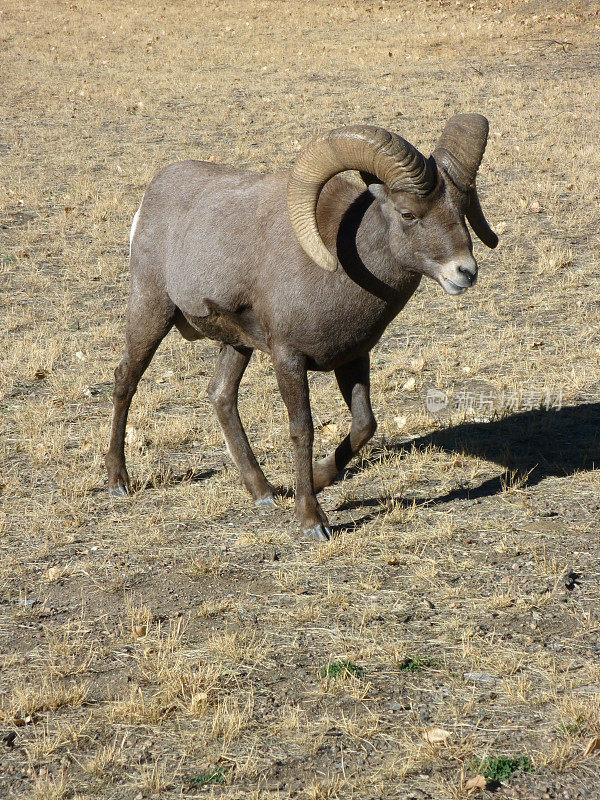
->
(439, 275), (469, 295)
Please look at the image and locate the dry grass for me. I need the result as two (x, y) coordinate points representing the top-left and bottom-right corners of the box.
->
(1, 0), (600, 797)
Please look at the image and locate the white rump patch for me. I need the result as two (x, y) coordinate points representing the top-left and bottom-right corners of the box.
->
(129, 206), (141, 254)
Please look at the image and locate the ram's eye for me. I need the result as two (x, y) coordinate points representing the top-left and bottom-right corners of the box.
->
(401, 212), (416, 221)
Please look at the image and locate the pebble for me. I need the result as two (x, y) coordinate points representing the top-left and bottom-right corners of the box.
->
(464, 671), (500, 686)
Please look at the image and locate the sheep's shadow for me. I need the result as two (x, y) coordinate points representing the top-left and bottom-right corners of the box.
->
(334, 401), (600, 531)
(132, 467), (219, 493)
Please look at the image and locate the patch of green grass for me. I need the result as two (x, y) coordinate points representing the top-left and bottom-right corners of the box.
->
(189, 766), (227, 787)
(561, 715), (586, 737)
(475, 755), (533, 784)
(398, 655), (437, 672)
(320, 660), (364, 679)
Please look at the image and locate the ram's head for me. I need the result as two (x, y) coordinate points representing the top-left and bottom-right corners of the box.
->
(287, 114), (498, 294)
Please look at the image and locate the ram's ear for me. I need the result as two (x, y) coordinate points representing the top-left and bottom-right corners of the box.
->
(368, 183), (389, 202)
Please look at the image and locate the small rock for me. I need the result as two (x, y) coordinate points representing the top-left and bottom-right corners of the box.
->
(410, 356), (425, 373)
(464, 671), (500, 686)
(46, 566), (61, 583)
(423, 727), (451, 744)
(564, 570), (582, 591)
(466, 774), (487, 791)
(2, 731), (16, 748)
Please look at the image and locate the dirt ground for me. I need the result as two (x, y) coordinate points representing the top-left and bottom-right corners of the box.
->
(1, 1), (600, 798)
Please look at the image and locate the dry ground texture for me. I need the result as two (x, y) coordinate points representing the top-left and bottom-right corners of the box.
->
(1, 0), (600, 797)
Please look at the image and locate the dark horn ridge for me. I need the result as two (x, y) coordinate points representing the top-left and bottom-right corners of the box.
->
(432, 113), (490, 193)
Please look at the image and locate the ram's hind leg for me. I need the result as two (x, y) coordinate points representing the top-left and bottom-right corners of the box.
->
(208, 344), (276, 507)
(105, 293), (174, 496)
(313, 355), (376, 492)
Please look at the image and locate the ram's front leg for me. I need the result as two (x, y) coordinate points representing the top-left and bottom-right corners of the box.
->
(313, 355), (376, 492)
(208, 344), (277, 507)
(272, 345), (331, 541)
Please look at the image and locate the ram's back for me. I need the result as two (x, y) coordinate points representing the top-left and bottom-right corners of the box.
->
(131, 161), (292, 316)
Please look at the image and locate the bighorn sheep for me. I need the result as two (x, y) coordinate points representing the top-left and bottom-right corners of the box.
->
(106, 114), (497, 541)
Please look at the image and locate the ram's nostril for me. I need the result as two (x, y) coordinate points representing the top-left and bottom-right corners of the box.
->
(458, 265), (477, 284)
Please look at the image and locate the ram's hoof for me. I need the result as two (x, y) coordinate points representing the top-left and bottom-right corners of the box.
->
(109, 485), (129, 498)
(254, 495), (277, 509)
(303, 524), (331, 542)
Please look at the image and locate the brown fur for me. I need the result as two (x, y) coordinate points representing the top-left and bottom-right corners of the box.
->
(105, 134), (494, 540)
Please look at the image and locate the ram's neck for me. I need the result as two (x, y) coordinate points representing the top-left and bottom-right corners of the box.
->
(316, 177), (421, 307)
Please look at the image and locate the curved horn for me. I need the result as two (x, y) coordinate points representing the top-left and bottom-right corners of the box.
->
(466, 186), (498, 249)
(433, 113), (489, 192)
(287, 125), (435, 271)
(433, 113), (498, 249)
